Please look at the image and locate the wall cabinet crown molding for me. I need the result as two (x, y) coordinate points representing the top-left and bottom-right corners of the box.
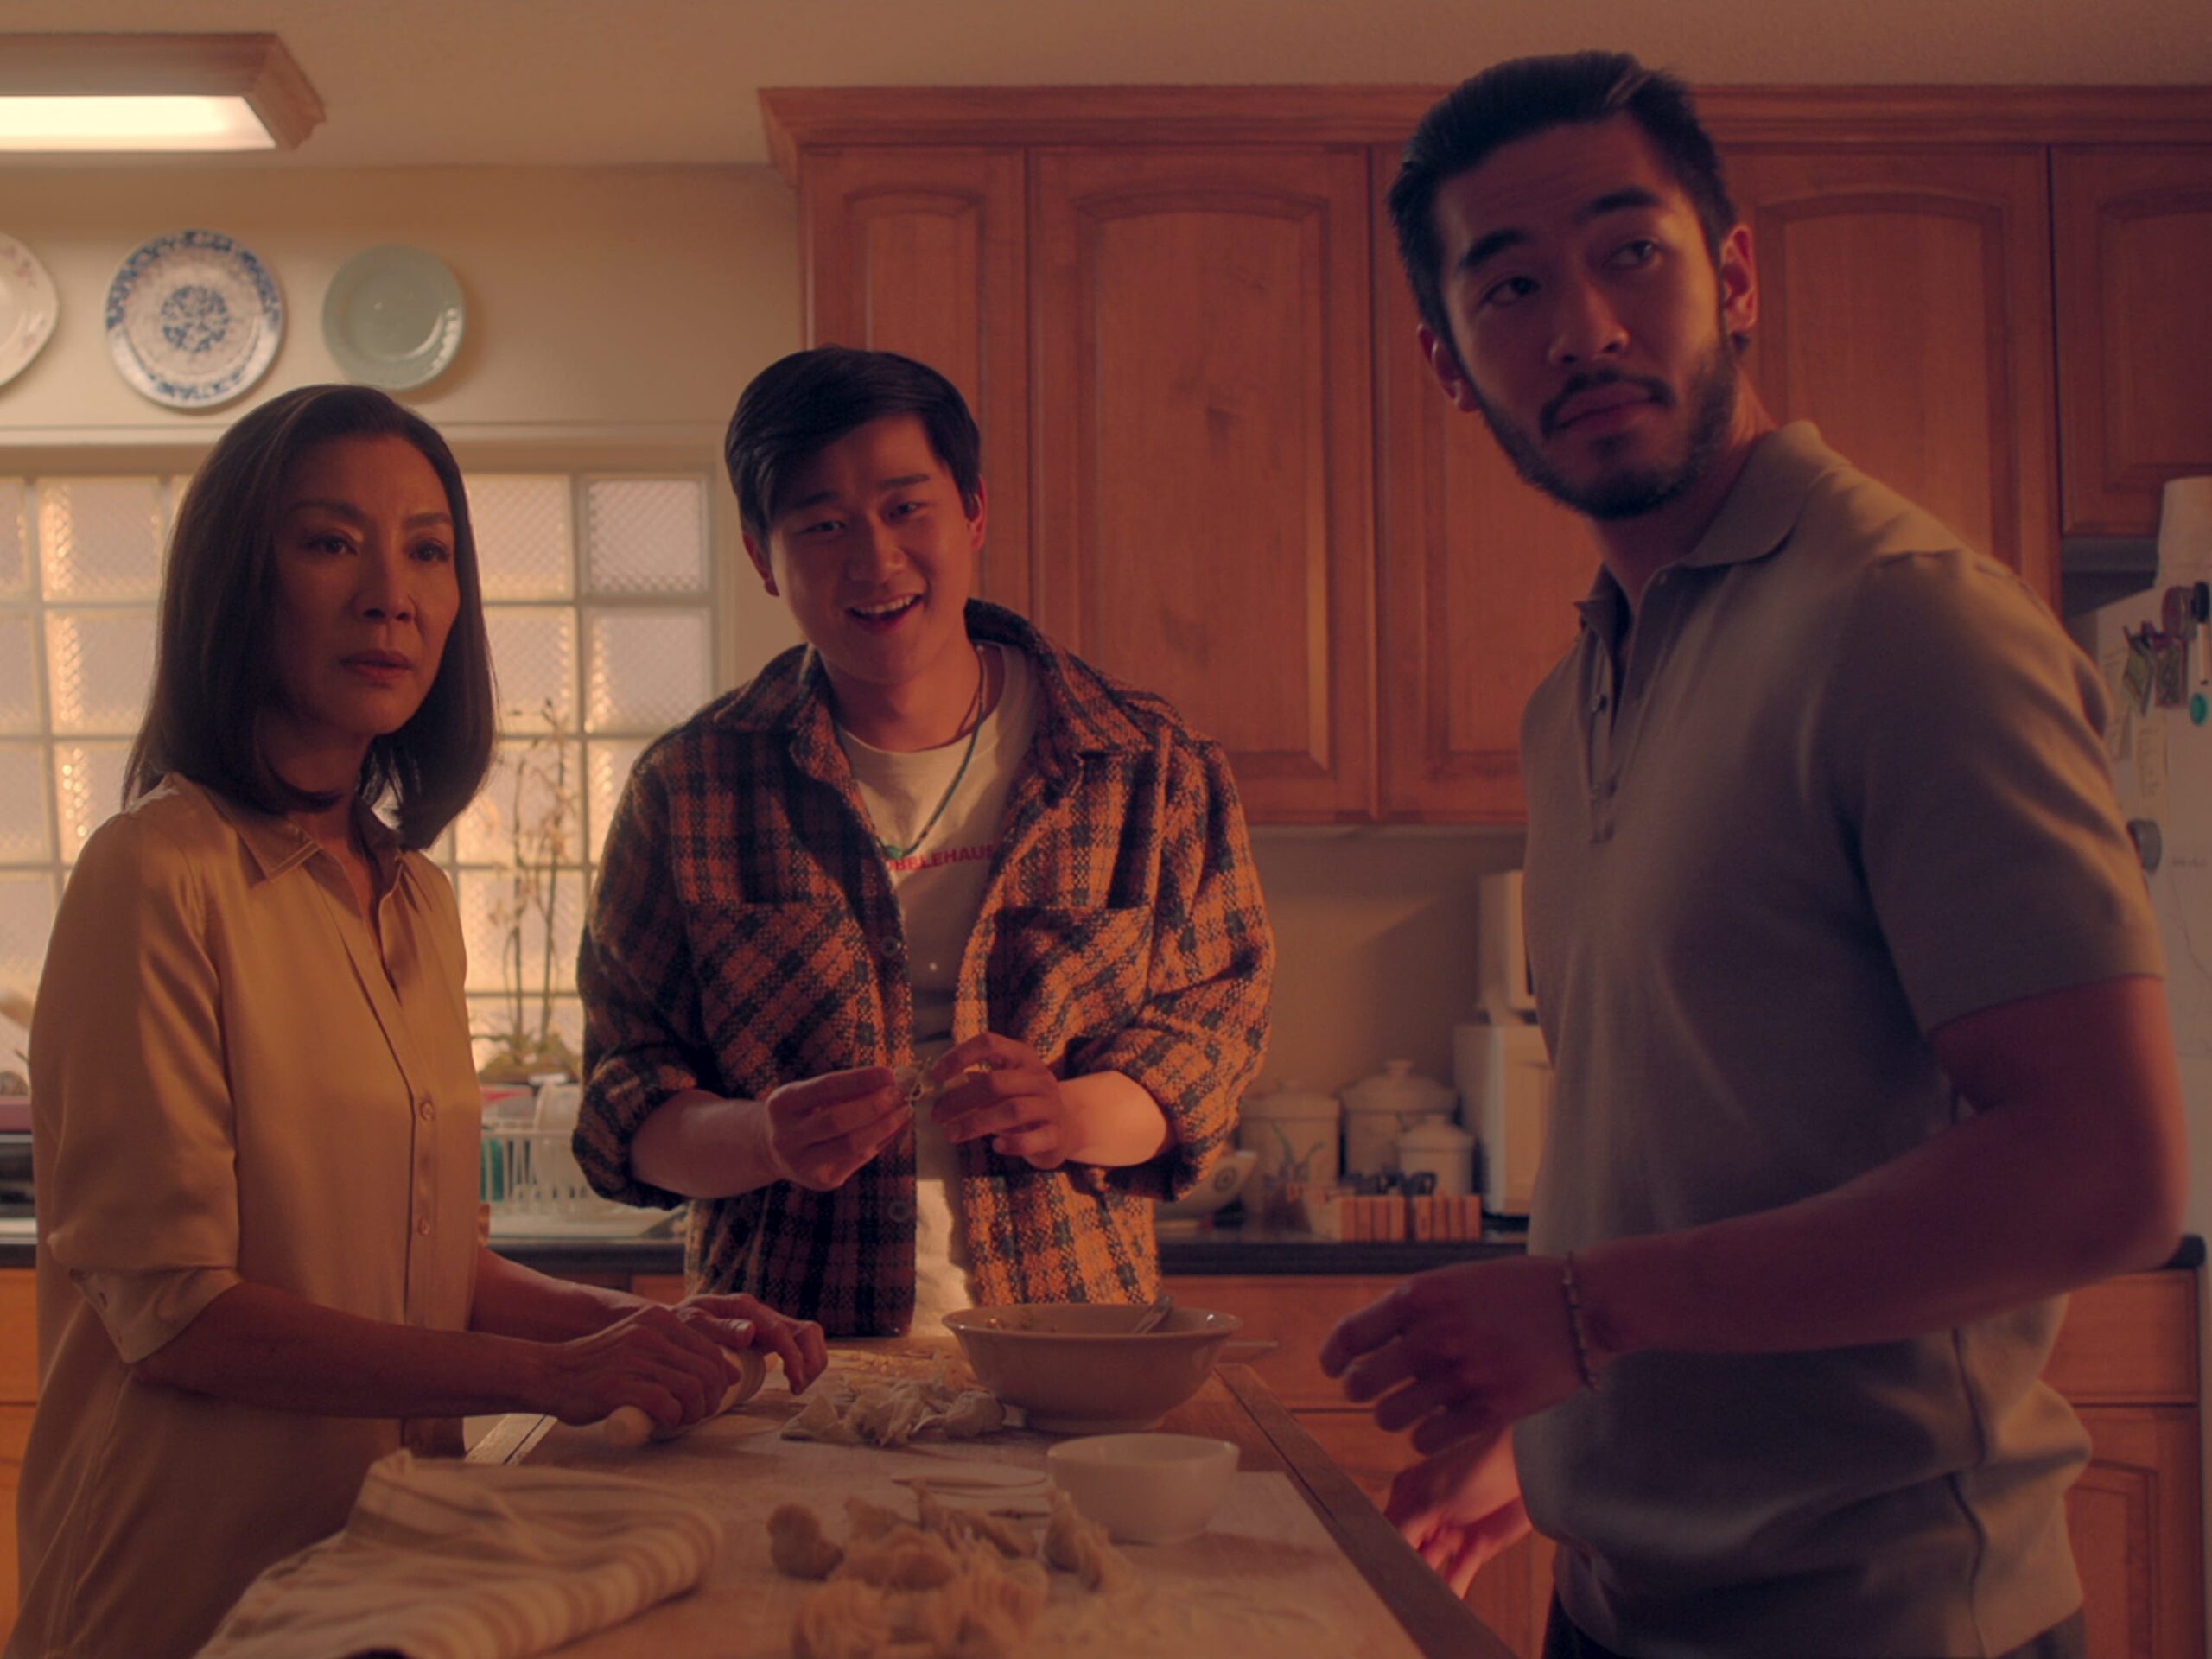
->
(762, 84), (2212, 181)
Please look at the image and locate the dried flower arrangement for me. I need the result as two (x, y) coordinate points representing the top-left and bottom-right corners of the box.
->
(475, 698), (584, 1084)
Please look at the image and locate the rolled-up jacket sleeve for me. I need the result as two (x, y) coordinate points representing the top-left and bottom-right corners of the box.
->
(1071, 734), (1274, 1201)
(36, 817), (244, 1363)
(574, 753), (710, 1210)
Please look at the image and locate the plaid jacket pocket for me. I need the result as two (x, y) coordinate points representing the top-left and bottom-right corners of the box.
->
(985, 905), (1154, 1064)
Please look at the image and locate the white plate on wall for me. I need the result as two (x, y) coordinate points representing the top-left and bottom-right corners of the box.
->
(0, 232), (57, 389)
(321, 245), (465, 390)
(105, 229), (284, 410)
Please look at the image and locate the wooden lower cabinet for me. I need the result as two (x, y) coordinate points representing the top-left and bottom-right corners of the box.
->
(1169, 1271), (2204, 1659)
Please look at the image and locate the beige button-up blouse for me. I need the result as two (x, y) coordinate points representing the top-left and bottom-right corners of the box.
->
(12, 777), (483, 1659)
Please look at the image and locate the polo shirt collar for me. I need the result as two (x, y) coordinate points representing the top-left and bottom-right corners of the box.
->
(1573, 421), (1843, 647)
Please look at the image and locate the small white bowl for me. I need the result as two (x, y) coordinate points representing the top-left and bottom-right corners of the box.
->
(1046, 1432), (1239, 1544)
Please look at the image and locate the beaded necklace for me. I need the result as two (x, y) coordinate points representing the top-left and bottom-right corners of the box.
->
(874, 641), (988, 861)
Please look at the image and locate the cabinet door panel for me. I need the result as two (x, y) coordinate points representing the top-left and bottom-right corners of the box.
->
(799, 148), (1032, 610)
(1165, 1274), (1405, 1407)
(1372, 153), (1593, 823)
(1729, 148), (2058, 604)
(2055, 148), (2212, 537)
(1032, 147), (1375, 820)
(2069, 1405), (2203, 1659)
(0, 1273), (34, 1403)
(0, 1402), (27, 1643)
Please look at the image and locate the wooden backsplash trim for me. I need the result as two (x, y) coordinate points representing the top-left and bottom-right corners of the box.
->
(761, 84), (2212, 181)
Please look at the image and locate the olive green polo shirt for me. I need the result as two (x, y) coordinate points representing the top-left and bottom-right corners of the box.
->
(1516, 423), (2161, 1657)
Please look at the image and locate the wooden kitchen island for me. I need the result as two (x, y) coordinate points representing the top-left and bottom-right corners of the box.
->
(470, 1351), (1512, 1659)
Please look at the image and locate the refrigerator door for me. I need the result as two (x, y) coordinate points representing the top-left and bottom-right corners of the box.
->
(2091, 478), (2212, 1250)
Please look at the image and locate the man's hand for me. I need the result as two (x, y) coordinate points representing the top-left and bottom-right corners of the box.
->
(930, 1033), (1077, 1169)
(1386, 1431), (1532, 1596)
(671, 1292), (830, 1394)
(760, 1065), (909, 1192)
(1318, 1256), (1589, 1456)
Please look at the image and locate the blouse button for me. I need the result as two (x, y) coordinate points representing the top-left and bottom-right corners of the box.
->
(417, 1099), (435, 1122)
(416, 1217), (433, 1236)
(886, 1198), (917, 1224)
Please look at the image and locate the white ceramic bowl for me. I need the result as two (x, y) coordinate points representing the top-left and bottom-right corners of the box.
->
(1155, 1148), (1259, 1230)
(1048, 1433), (1240, 1543)
(944, 1303), (1244, 1433)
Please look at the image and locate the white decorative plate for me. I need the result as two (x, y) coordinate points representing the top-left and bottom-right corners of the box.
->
(0, 232), (58, 390)
(321, 245), (465, 391)
(105, 229), (283, 410)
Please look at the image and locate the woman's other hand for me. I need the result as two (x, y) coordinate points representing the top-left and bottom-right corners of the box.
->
(671, 1292), (829, 1394)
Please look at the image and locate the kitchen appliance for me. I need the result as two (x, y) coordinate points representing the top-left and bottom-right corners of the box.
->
(2090, 474), (2212, 1315)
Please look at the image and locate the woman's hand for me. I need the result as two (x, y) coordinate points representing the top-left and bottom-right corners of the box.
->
(760, 1065), (910, 1192)
(1385, 1431), (1531, 1596)
(671, 1292), (830, 1394)
(534, 1300), (758, 1433)
(929, 1034), (1077, 1169)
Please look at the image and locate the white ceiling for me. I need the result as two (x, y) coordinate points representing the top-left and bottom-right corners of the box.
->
(7, 0), (2210, 170)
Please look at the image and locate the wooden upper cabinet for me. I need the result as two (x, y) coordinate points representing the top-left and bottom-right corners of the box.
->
(1370, 149), (1594, 823)
(2054, 148), (2212, 537)
(795, 147), (1033, 610)
(1726, 147), (2060, 604)
(1029, 147), (1376, 821)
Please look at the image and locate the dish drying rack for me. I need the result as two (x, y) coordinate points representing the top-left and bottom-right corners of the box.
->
(480, 1126), (672, 1238)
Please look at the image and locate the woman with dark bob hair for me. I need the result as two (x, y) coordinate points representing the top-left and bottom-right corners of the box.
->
(12, 385), (826, 1659)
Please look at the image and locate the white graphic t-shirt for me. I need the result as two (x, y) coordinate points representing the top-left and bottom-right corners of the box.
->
(837, 645), (1038, 1332)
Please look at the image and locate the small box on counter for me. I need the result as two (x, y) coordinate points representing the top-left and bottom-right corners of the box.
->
(1316, 1191), (1484, 1242)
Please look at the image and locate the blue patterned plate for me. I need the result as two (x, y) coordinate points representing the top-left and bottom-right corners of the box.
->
(105, 229), (283, 410)
(321, 245), (465, 391)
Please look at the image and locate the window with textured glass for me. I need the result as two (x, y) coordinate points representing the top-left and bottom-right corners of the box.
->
(0, 469), (718, 1083)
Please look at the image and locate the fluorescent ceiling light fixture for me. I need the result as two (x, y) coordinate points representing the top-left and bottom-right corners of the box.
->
(0, 34), (323, 154)
(0, 94), (273, 151)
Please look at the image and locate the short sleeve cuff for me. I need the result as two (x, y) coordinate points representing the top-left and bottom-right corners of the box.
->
(71, 1264), (244, 1364)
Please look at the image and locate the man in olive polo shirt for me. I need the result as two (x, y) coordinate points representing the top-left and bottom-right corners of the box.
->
(1320, 52), (2187, 1659)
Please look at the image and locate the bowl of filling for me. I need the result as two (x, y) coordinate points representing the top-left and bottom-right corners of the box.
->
(944, 1303), (1247, 1433)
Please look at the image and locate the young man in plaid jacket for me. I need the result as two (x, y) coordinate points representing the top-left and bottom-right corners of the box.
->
(575, 346), (1274, 1337)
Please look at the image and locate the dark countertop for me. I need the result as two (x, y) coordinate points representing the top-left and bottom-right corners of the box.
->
(2, 1223), (2201, 1277)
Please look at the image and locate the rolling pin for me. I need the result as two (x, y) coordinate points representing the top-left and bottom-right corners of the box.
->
(601, 1348), (768, 1448)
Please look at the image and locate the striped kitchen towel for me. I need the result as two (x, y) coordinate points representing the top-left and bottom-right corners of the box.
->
(196, 1449), (721, 1659)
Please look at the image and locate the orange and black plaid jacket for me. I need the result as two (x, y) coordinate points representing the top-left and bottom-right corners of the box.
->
(574, 602), (1274, 1335)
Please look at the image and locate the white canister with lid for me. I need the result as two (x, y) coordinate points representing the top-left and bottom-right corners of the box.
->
(1236, 1080), (1342, 1191)
(1397, 1119), (1477, 1198)
(1341, 1059), (1457, 1176)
